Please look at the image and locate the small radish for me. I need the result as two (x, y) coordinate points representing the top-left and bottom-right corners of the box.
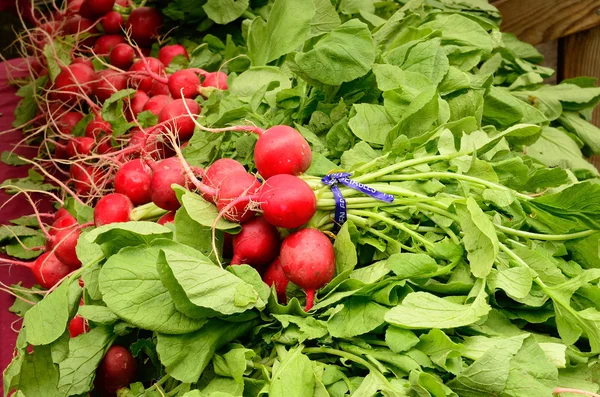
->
(70, 164), (105, 195)
(63, 15), (97, 36)
(158, 44), (189, 67)
(78, 0), (95, 18)
(86, 0), (116, 17)
(49, 210), (78, 236)
(97, 136), (114, 154)
(157, 212), (175, 225)
(201, 158), (246, 202)
(109, 43), (135, 70)
(128, 128), (169, 159)
(92, 69), (128, 102)
(142, 94), (171, 116)
(158, 98), (200, 141)
(31, 252), (71, 289)
(114, 159), (152, 205)
(66, 137), (96, 157)
(129, 57), (166, 92)
(216, 172), (261, 223)
(126, 7), (162, 46)
(94, 193), (133, 226)
(280, 228), (335, 311)
(168, 69), (200, 99)
(71, 57), (94, 70)
(56, 111), (84, 135)
(51, 228), (82, 270)
(149, 80), (170, 97)
(94, 345), (138, 394)
(65, 0), (84, 15)
(202, 71), (228, 90)
(262, 258), (289, 304)
(85, 116), (112, 139)
(68, 315), (89, 337)
(102, 11), (124, 34)
(93, 34), (126, 55)
(258, 174), (316, 229)
(254, 126), (312, 180)
(54, 63), (96, 104)
(231, 217), (280, 271)
(150, 158), (186, 211)
(126, 90), (150, 121)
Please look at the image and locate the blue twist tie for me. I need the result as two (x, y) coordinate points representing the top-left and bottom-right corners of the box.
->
(321, 172), (394, 226)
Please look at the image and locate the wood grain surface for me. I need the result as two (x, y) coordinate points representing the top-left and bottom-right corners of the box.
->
(494, 0), (600, 45)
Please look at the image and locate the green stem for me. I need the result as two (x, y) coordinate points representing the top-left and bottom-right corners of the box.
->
(355, 153), (464, 183)
(350, 210), (434, 247)
(67, 254), (104, 284)
(130, 202), (168, 221)
(366, 225), (417, 253)
(495, 224), (596, 241)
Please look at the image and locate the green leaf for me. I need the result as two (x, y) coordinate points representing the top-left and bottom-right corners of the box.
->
(98, 242), (207, 334)
(57, 326), (114, 396)
(333, 221), (358, 274)
(247, 0), (315, 65)
(156, 319), (257, 383)
(273, 314), (329, 342)
(202, 0), (248, 24)
(559, 112), (600, 154)
(309, 0), (341, 37)
(78, 305), (119, 325)
(348, 104), (395, 145)
(295, 19), (376, 86)
(13, 76), (47, 128)
(0, 169), (59, 194)
(490, 267), (533, 300)
(24, 281), (81, 346)
(86, 221), (173, 256)
(269, 346), (315, 397)
(7, 346), (60, 396)
(1, 151), (28, 166)
(101, 89), (136, 136)
(386, 326), (420, 353)
(399, 37), (449, 85)
(44, 40), (70, 82)
(327, 296), (389, 338)
(8, 285), (43, 317)
(229, 66), (292, 107)
(422, 14), (493, 53)
(179, 190), (241, 231)
(386, 253), (438, 279)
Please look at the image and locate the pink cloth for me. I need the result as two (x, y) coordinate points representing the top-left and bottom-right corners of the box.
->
(0, 59), (53, 392)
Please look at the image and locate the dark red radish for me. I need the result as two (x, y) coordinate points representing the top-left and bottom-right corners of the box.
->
(158, 98), (200, 141)
(52, 228), (82, 270)
(54, 63), (96, 104)
(223, 233), (234, 258)
(65, 0), (84, 15)
(128, 128), (170, 159)
(68, 315), (89, 337)
(280, 228), (335, 311)
(96, 137), (114, 154)
(126, 91), (150, 121)
(32, 252), (72, 289)
(49, 211), (78, 236)
(92, 69), (128, 102)
(126, 7), (162, 46)
(66, 137), (96, 157)
(129, 57), (166, 92)
(263, 258), (289, 304)
(56, 112), (84, 135)
(85, 116), (112, 139)
(202, 71), (228, 90)
(114, 159), (152, 205)
(102, 11), (124, 34)
(150, 159), (186, 211)
(94, 345), (137, 394)
(157, 212), (175, 225)
(63, 15), (98, 36)
(259, 174), (316, 229)
(231, 217), (280, 271)
(93, 34), (125, 55)
(143, 95), (171, 116)
(201, 158), (246, 202)
(94, 193), (133, 226)
(158, 44), (189, 67)
(149, 80), (170, 97)
(70, 163), (104, 195)
(168, 69), (200, 99)
(71, 57), (94, 70)
(86, 0), (116, 17)
(78, 0), (95, 18)
(254, 126), (312, 180)
(109, 43), (134, 70)
(216, 172), (261, 223)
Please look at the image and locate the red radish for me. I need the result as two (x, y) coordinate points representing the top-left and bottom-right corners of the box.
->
(114, 159), (153, 205)
(85, 117), (112, 139)
(109, 43), (135, 70)
(254, 126), (312, 180)
(149, 80), (170, 97)
(52, 228), (82, 270)
(92, 69), (128, 102)
(94, 345), (137, 394)
(66, 137), (96, 157)
(128, 128), (169, 159)
(72, 57), (94, 70)
(66, 0), (84, 15)
(129, 57), (166, 92)
(150, 158), (186, 211)
(126, 7), (162, 46)
(231, 217), (280, 271)
(259, 174), (316, 229)
(168, 69), (200, 99)
(201, 158), (246, 202)
(49, 210), (78, 236)
(32, 252), (72, 289)
(70, 164), (104, 195)
(54, 63), (96, 104)
(56, 112), (84, 135)
(78, 0), (95, 18)
(263, 258), (289, 304)
(94, 193), (133, 226)
(63, 16), (98, 36)
(280, 228), (335, 311)
(93, 34), (125, 55)
(126, 90), (150, 121)
(68, 315), (89, 337)
(217, 172), (261, 223)
(157, 212), (176, 225)
(97, 136), (114, 154)
(102, 11), (124, 34)
(202, 71), (228, 90)
(86, 0), (116, 17)
(158, 98), (200, 141)
(158, 44), (189, 66)
(143, 95), (171, 116)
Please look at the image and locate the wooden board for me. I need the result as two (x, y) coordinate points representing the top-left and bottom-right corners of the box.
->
(493, 0), (600, 45)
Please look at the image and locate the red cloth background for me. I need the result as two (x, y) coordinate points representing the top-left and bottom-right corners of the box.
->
(0, 59), (53, 392)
